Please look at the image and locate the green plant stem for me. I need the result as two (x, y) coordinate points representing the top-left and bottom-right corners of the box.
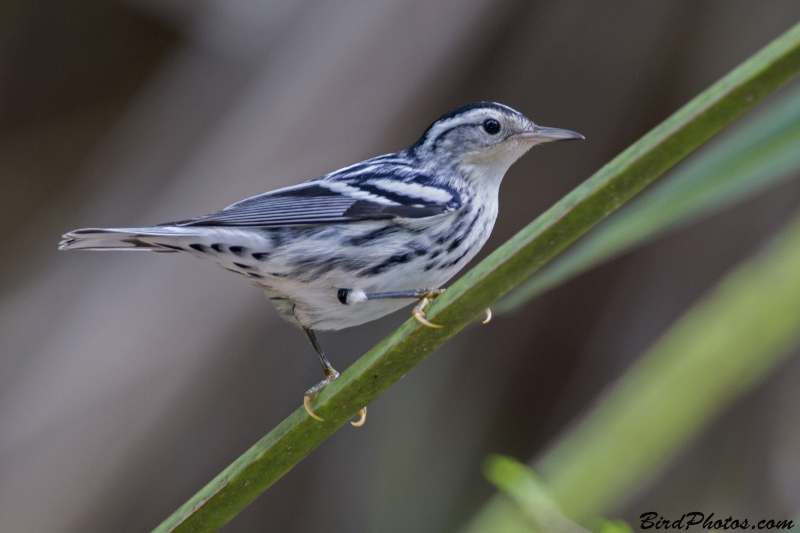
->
(153, 21), (800, 533)
(465, 195), (800, 533)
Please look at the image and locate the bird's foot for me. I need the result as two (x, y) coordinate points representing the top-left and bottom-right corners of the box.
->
(304, 367), (339, 421)
(483, 308), (492, 324)
(412, 289), (446, 328)
(303, 368), (367, 426)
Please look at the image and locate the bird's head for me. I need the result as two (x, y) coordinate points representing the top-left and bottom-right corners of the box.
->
(411, 102), (583, 177)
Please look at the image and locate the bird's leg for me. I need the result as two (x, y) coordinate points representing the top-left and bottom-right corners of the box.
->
(338, 288), (446, 328)
(301, 327), (367, 426)
(302, 327), (337, 422)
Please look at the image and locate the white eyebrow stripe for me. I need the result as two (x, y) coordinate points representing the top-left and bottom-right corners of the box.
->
(319, 180), (401, 205)
(424, 109), (487, 141)
(369, 179), (453, 203)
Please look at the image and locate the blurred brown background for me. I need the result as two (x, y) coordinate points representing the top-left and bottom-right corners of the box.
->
(2, 1), (800, 531)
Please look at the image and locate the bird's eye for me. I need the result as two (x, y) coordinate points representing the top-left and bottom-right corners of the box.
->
(483, 119), (501, 135)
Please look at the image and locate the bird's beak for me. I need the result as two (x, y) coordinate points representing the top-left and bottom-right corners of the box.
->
(517, 126), (584, 143)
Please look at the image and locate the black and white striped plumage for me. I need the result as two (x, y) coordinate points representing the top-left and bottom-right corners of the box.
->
(60, 102), (582, 331)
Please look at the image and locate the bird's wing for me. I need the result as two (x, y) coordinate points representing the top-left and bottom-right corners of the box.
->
(168, 171), (461, 228)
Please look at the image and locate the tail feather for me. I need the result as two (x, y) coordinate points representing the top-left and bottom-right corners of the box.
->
(59, 227), (202, 252)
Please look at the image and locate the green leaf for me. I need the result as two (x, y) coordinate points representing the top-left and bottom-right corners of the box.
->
(465, 189), (800, 533)
(484, 455), (589, 533)
(482, 456), (635, 533)
(497, 80), (800, 314)
(152, 21), (800, 533)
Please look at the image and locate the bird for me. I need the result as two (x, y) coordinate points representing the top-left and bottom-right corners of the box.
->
(59, 101), (583, 426)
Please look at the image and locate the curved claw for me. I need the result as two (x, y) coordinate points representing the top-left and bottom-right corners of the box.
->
(412, 296), (443, 329)
(483, 308), (492, 324)
(413, 313), (442, 329)
(413, 308), (442, 328)
(351, 407), (367, 427)
(304, 394), (325, 421)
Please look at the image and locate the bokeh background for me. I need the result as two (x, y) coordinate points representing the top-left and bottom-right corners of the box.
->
(3, 1), (800, 531)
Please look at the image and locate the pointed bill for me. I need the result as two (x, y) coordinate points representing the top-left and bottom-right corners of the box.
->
(518, 126), (585, 143)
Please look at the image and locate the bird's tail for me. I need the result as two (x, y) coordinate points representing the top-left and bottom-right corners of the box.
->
(59, 227), (203, 252)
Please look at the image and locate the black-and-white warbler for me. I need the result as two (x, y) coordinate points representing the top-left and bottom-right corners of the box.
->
(60, 102), (582, 424)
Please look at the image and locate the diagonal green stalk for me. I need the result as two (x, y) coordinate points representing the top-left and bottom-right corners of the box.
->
(541, 207), (800, 520)
(153, 21), (800, 533)
(466, 191), (800, 533)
